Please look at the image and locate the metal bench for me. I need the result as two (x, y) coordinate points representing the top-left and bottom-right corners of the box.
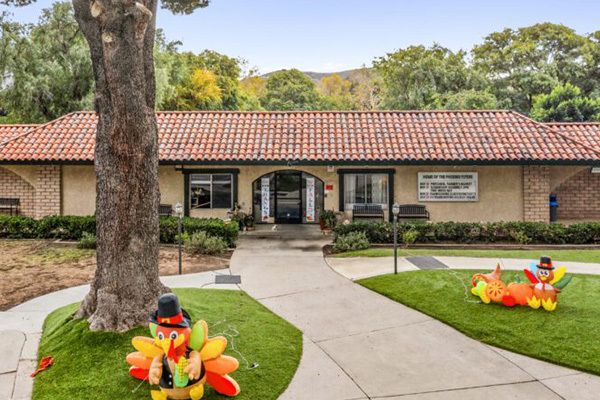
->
(0, 198), (20, 215)
(397, 204), (429, 221)
(159, 204), (173, 217)
(352, 204), (384, 221)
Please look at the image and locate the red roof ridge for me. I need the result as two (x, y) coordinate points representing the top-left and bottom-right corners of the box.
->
(512, 111), (600, 156)
(0, 112), (80, 147)
(152, 109), (512, 115)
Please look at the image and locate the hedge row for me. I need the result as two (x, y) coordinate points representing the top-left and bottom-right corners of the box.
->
(0, 215), (239, 247)
(334, 221), (600, 245)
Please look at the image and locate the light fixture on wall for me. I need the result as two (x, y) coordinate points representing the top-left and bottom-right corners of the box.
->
(592, 167), (600, 174)
(327, 165), (335, 173)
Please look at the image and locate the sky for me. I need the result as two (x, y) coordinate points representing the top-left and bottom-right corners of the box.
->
(4, 0), (600, 74)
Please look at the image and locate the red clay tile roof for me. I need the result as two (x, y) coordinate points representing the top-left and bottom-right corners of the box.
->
(0, 111), (598, 164)
(546, 122), (600, 152)
(0, 125), (37, 143)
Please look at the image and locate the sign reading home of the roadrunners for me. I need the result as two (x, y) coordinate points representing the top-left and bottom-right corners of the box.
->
(418, 172), (478, 202)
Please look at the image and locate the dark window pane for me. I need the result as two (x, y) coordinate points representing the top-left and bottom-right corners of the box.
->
(191, 182), (211, 209)
(212, 180), (232, 208)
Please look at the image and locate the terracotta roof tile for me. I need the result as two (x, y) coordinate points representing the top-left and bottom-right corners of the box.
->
(0, 111), (598, 164)
(0, 124), (37, 143)
(546, 122), (600, 152)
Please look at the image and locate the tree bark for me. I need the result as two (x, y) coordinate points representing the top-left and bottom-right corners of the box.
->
(73, 0), (167, 331)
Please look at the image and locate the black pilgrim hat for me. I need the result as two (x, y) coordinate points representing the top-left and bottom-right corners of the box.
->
(149, 293), (191, 328)
(537, 256), (554, 270)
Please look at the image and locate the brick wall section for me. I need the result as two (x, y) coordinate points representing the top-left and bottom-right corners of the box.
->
(35, 166), (61, 218)
(552, 168), (600, 220)
(523, 166), (550, 222)
(0, 167), (35, 217)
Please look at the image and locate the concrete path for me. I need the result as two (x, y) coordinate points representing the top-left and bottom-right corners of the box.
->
(327, 255), (600, 281)
(231, 237), (600, 400)
(0, 269), (238, 400)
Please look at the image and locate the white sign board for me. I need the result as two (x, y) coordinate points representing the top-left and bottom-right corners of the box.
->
(418, 172), (478, 202)
(306, 177), (315, 222)
(261, 178), (270, 221)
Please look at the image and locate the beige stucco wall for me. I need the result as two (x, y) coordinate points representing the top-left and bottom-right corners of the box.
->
(53, 163), (591, 223)
(2, 165), (38, 186)
(394, 165), (523, 222)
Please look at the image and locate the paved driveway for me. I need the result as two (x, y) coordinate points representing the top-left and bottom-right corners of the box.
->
(231, 236), (600, 400)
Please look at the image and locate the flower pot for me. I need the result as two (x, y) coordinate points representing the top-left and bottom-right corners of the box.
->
(319, 220), (327, 230)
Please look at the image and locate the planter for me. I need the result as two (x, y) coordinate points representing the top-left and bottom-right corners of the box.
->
(319, 220), (327, 230)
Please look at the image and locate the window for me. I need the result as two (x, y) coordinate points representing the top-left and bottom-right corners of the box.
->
(344, 174), (388, 209)
(190, 174), (232, 209)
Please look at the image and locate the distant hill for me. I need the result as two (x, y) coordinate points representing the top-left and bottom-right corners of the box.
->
(261, 68), (366, 83)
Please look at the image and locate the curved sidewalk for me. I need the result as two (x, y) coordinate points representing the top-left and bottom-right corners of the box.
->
(0, 269), (238, 400)
(231, 237), (600, 400)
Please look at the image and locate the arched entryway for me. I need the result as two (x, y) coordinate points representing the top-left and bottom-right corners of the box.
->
(551, 167), (600, 221)
(252, 170), (325, 224)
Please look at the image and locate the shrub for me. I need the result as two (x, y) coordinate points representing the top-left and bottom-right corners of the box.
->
(184, 231), (227, 256)
(159, 217), (238, 247)
(0, 215), (238, 246)
(333, 221), (600, 245)
(333, 231), (370, 253)
(402, 229), (419, 246)
(77, 232), (97, 249)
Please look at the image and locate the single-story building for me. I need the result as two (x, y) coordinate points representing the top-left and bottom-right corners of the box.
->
(0, 110), (599, 223)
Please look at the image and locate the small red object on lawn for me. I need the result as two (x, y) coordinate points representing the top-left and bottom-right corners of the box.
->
(30, 357), (54, 377)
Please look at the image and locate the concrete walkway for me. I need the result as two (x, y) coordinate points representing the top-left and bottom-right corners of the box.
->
(327, 255), (600, 281)
(0, 269), (238, 400)
(231, 237), (600, 400)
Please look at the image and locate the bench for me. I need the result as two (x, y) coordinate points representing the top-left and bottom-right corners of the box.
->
(159, 204), (173, 217)
(0, 198), (20, 215)
(352, 204), (384, 221)
(397, 204), (429, 221)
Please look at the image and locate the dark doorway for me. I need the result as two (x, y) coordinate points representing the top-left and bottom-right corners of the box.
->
(275, 171), (302, 224)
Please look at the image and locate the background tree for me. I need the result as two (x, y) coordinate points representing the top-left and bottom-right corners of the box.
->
(263, 69), (321, 110)
(432, 89), (499, 110)
(530, 82), (600, 122)
(4, 0), (210, 331)
(170, 68), (221, 110)
(472, 23), (587, 112)
(374, 44), (486, 109)
(347, 67), (385, 110)
(0, 3), (94, 122)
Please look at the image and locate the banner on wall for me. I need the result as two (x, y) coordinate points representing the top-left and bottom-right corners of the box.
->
(418, 172), (478, 202)
(261, 177), (270, 221)
(306, 177), (315, 222)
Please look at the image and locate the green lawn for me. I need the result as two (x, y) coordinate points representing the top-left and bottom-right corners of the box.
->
(33, 289), (302, 400)
(335, 248), (600, 263)
(359, 270), (600, 375)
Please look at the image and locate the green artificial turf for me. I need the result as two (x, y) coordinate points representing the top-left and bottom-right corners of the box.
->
(359, 269), (600, 375)
(335, 248), (600, 263)
(33, 289), (302, 400)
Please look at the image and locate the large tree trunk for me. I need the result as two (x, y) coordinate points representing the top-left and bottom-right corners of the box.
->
(73, 0), (167, 331)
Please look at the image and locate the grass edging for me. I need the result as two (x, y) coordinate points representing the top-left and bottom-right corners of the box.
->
(33, 288), (302, 400)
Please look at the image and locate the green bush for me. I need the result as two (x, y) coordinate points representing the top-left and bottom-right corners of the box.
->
(159, 217), (238, 247)
(402, 229), (419, 246)
(0, 215), (238, 246)
(77, 232), (97, 249)
(184, 231), (227, 256)
(333, 221), (600, 245)
(333, 231), (370, 253)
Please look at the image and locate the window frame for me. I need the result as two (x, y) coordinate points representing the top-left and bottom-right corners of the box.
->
(180, 168), (239, 216)
(189, 173), (233, 210)
(337, 169), (395, 222)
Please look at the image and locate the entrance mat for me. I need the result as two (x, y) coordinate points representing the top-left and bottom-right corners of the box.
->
(215, 274), (242, 284)
(405, 256), (449, 270)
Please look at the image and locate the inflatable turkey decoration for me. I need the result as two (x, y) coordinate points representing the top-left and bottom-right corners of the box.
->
(471, 256), (572, 311)
(126, 293), (241, 400)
